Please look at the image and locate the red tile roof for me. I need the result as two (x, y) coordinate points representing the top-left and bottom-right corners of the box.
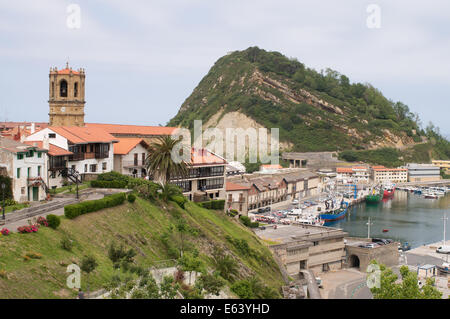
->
(226, 182), (250, 191)
(336, 167), (353, 173)
(190, 148), (227, 166)
(114, 138), (149, 155)
(49, 126), (118, 144)
(55, 68), (80, 75)
(25, 141), (73, 156)
(85, 123), (177, 136)
(260, 164), (283, 169)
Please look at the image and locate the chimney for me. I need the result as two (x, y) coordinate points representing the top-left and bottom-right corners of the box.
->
(43, 135), (50, 150)
(30, 122), (35, 134)
(20, 133), (25, 143)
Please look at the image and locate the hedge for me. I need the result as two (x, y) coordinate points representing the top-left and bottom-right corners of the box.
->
(239, 215), (259, 228)
(170, 195), (188, 209)
(64, 192), (126, 219)
(197, 200), (225, 210)
(90, 180), (128, 189)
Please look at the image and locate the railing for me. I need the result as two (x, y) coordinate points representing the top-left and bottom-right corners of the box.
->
(69, 153), (85, 161)
(198, 184), (224, 191)
(122, 160), (145, 167)
(95, 152), (109, 159)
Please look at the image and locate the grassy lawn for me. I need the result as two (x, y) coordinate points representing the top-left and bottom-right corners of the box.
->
(4, 203), (30, 214)
(0, 197), (284, 298)
(49, 182), (90, 195)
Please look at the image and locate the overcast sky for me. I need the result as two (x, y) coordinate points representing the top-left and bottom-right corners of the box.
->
(0, 0), (449, 137)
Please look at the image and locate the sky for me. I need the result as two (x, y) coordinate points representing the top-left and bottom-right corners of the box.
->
(0, 0), (449, 137)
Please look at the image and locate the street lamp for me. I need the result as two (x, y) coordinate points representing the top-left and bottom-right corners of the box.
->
(1, 183), (6, 220)
(366, 217), (373, 239)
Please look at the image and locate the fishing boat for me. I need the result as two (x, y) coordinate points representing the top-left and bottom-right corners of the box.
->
(383, 185), (395, 198)
(319, 203), (348, 222)
(424, 193), (438, 199)
(366, 189), (382, 204)
(382, 229), (389, 233)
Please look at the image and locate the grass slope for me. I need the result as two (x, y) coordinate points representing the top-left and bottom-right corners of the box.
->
(0, 197), (284, 299)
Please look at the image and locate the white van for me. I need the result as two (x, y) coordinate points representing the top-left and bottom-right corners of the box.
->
(436, 246), (450, 254)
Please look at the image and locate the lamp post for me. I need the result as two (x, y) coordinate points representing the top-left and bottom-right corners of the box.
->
(366, 217), (373, 239)
(1, 183), (5, 220)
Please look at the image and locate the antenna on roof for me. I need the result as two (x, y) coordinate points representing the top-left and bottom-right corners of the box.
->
(66, 58), (70, 69)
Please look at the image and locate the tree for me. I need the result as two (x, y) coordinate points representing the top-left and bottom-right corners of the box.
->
(145, 136), (191, 185)
(368, 261), (442, 299)
(159, 275), (179, 299)
(80, 255), (98, 296)
(156, 183), (183, 203)
(197, 272), (226, 296)
(179, 252), (205, 285)
(212, 247), (238, 282)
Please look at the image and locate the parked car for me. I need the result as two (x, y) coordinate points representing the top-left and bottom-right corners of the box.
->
(436, 246), (450, 254)
(363, 243), (379, 249)
(292, 199), (299, 205)
(257, 208), (265, 214)
(372, 238), (391, 245)
(265, 206), (271, 212)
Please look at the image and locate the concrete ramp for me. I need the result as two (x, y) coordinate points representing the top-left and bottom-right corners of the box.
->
(300, 269), (322, 299)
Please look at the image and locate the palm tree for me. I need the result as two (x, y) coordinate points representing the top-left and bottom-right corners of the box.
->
(145, 135), (191, 185)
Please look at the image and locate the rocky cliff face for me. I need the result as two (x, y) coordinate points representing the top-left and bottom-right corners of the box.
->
(169, 47), (422, 152)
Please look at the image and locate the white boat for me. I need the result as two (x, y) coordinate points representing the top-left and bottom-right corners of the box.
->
(423, 193), (438, 199)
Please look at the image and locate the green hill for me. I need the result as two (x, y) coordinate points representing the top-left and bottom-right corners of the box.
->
(0, 197), (284, 299)
(168, 47), (430, 152)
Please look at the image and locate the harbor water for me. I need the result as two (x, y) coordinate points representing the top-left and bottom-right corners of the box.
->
(326, 191), (450, 249)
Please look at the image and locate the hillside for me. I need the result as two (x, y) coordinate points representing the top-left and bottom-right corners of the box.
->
(168, 47), (429, 153)
(0, 198), (284, 298)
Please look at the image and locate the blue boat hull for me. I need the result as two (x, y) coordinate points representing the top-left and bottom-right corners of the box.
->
(320, 206), (347, 222)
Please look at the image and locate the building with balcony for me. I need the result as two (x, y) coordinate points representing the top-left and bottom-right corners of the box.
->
(113, 138), (150, 178)
(26, 126), (118, 181)
(0, 137), (48, 202)
(170, 148), (227, 202)
(336, 166), (370, 184)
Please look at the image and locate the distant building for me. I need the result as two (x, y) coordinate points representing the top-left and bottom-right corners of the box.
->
(406, 163), (441, 182)
(432, 160), (450, 174)
(0, 137), (48, 202)
(226, 161), (246, 176)
(336, 166), (369, 183)
(170, 148), (227, 202)
(226, 182), (251, 215)
(26, 126), (118, 181)
(259, 164), (283, 173)
(113, 138), (149, 178)
(255, 224), (348, 277)
(371, 166), (408, 183)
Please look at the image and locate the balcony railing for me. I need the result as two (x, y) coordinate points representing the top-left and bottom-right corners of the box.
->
(69, 153), (85, 161)
(122, 160), (145, 168)
(198, 184), (224, 191)
(95, 152), (109, 159)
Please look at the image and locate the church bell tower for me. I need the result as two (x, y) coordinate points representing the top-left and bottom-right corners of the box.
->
(49, 63), (86, 127)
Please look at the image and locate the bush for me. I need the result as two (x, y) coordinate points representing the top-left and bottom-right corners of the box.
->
(64, 192), (126, 219)
(60, 237), (73, 251)
(227, 209), (238, 217)
(37, 216), (48, 227)
(127, 193), (136, 203)
(170, 195), (187, 208)
(17, 225), (38, 234)
(198, 200), (225, 210)
(0, 228), (10, 236)
(46, 214), (60, 229)
(91, 180), (128, 189)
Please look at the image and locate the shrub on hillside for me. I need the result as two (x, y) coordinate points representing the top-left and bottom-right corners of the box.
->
(17, 225), (38, 234)
(46, 214), (61, 229)
(97, 171), (130, 183)
(91, 180), (128, 189)
(0, 228), (10, 236)
(198, 200), (225, 210)
(64, 192), (126, 219)
(239, 215), (259, 228)
(60, 237), (73, 251)
(127, 193), (136, 203)
(170, 195), (187, 208)
(37, 216), (49, 227)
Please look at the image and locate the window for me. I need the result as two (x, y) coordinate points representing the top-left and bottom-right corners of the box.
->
(26, 150), (34, 158)
(60, 80), (68, 97)
(51, 82), (54, 97)
(17, 153), (24, 160)
(74, 82), (78, 97)
(17, 168), (21, 178)
(84, 164), (88, 172)
(37, 152), (42, 158)
(142, 153), (146, 165)
(49, 133), (56, 138)
(102, 162), (107, 171)
(37, 166), (41, 177)
(27, 167), (31, 177)
(90, 164), (97, 173)
(134, 153), (138, 166)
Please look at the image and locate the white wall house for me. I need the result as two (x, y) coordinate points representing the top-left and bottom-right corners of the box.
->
(113, 138), (149, 178)
(26, 126), (117, 182)
(0, 137), (48, 203)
